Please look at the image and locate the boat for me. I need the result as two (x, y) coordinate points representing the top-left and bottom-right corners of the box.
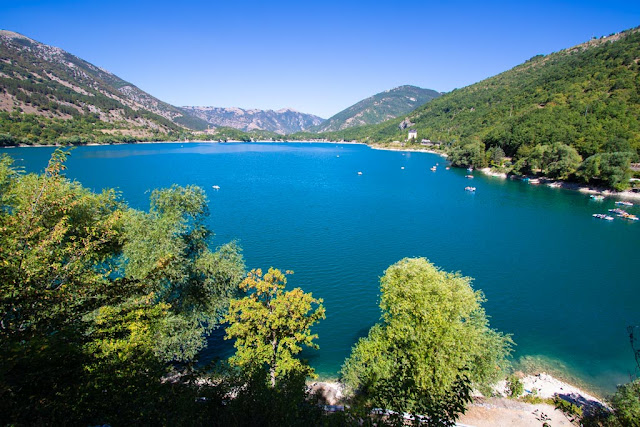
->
(467, 167), (474, 172)
(212, 185), (220, 190)
(465, 175), (474, 179)
(401, 167), (405, 170)
(430, 166), (437, 171)
(621, 213), (639, 221)
(357, 171), (363, 175)
(609, 208), (626, 215)
(445, 167), (450, 170)
(464, 186), (476, 192)
(615, 201), (634, 207)
(592, 214), (614, 221)
(590, 195), (604, 201)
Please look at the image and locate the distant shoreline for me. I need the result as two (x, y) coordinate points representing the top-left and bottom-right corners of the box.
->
(4, 140), (638, 201)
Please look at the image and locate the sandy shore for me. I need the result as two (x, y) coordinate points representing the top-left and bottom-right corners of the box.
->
(309, 372), (607, 424)
(476, 167), (640, 201)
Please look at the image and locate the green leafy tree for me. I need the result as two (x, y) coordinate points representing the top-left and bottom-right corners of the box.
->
(611, 379), (640, 426)
(341, 258), (513, 425)
(122, 184), (245, 362)
(578, 152), (633, 191)
(544, 143), (582, 180)
(225, 268), (325, 386)
(0, 151), (246, 424)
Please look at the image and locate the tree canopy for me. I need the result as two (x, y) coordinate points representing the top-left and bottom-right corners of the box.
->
(225, 268), (325, 387)
(341, 258), (513, 425)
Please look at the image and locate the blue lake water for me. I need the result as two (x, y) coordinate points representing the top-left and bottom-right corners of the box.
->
(3, 142), (639, 393)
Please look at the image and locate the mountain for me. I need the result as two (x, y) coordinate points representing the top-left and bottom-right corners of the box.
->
(0, 30), (210, 144)
(359, 29), (640, 151)
(308, 85), (441, 133)
(181, 106), (324, 135)
(336, 27), (640, 189)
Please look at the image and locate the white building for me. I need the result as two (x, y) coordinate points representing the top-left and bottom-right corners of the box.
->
(408, 129), (418, 140)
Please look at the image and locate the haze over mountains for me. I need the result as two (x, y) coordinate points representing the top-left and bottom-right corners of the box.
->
(181, 106), (324, 135)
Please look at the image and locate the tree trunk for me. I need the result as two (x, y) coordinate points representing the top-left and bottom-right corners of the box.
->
(270, 334), (278, 387)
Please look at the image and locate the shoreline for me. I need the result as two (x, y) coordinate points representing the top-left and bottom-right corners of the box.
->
(476, 167), (640, 201)
(4, 139), (637, 200)
(310, 372), (608, 424)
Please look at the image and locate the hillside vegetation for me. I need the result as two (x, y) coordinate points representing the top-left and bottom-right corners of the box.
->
(306, 85), (440, 133)
(0, 30), (211, 144)
(318, 28), (640, 190)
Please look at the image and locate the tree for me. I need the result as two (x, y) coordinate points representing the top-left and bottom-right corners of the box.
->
(341, 258), (512, 425)
(611, 379), (640, 426)
(0, 151), (246, 424)
(225, 268), (325, 387)
(578, 152), (633, 191)
(122, 184), (245, 362)
(544, 143), (582, 180)
(449, 141), (488, 168)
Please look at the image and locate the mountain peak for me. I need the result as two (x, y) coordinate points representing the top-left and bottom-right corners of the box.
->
(180, 106), (324, 134)
(309, 85), (441, 133)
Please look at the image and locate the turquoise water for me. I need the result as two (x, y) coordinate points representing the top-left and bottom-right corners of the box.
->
(3, 142), (639, 393)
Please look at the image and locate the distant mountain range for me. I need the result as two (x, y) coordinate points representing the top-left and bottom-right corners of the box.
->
(181, 106), (323, 135)
(0, 30), (444, 143)
(308, 85), (441, 133)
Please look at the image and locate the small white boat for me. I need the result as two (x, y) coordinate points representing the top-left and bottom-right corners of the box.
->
(592, 214), (614, 221)
(357, 171), (363, 175)
(467, 167), (474, 172)
(401, 167), (405, 170)
(615, 201), (634, 207)
(212, 185), (220, 190)
(590, 195), (605, 201)
(465, 186), (476, 192)
(446, 167), (450, 170)
(430, 166), (437, 171)
(465, 175), (474, 179)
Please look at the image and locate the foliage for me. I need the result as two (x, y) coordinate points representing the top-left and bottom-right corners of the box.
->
(610, 379), (640, 427)
(449, 140), (488, 168)
(309, 85), (441, 133)
(341, 258), (513, 425)
(0, 150), (245, 424)
(225, 268), (325, 386)
(302, 28), (640, 189)
(506, 375), (524, 398)
(577, 152), (634, 191)
(553, 396), (583, 420)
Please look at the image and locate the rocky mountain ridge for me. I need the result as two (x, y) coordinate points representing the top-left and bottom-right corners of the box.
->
(181, 106), (324, 134)
(0, 30), (208, 133)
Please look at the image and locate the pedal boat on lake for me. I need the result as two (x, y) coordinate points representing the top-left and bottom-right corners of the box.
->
(593, 213), (614, 221)
(465, 186), (476, 192)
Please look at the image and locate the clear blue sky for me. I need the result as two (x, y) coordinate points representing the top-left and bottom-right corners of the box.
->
(1, 0), (639, 118)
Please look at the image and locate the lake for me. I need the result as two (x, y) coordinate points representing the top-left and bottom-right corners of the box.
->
(3, 142), (639, 393)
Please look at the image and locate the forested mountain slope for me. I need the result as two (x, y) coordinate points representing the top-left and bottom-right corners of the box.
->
(0, 30), (209, 144)
(321, 27), (640, 189)
(308, 85), (440, 132)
